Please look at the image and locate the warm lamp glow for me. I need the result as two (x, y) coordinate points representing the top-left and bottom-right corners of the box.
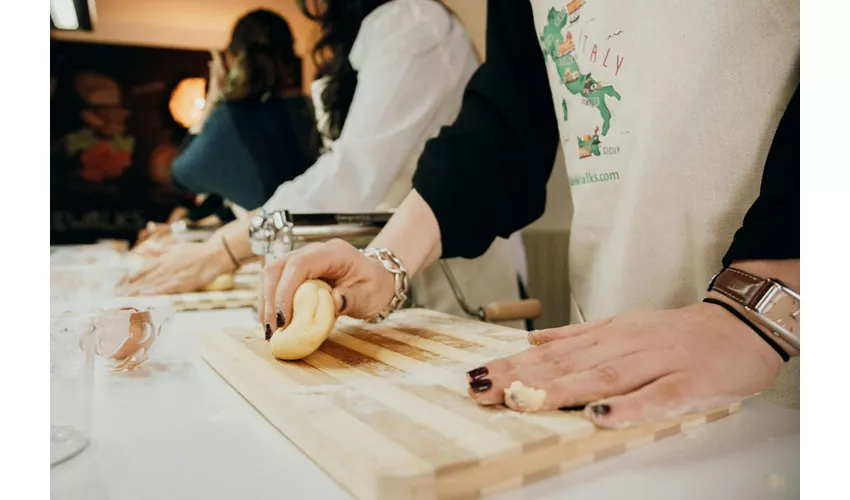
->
(169, 78), (207, 129)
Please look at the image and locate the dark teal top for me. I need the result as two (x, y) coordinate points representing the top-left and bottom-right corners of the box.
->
(171, 96), (318, 209)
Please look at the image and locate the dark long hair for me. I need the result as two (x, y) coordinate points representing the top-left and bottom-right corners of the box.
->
(298, 0), (394, 140)
(222, 9), (299, 101)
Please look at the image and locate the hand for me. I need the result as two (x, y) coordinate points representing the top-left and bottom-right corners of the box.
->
(135, 222), (171, 247)
(209, 51), (227, 90)
(122, 240), (235, 295)
(465, 302), (784, 428)
(132, 226), (178, 258)
(189, 54), (227, 134)
(258, 239), (395, 333)
(205, 54), (227, 107)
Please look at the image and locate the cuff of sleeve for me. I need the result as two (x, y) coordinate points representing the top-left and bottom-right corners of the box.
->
(722, 225), (800, 267)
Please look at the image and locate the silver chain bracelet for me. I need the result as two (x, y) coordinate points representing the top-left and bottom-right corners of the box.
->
(360, 248), (409, 323)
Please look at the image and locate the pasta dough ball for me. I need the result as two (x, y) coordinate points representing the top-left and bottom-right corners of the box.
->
(270, 280), (336, 360)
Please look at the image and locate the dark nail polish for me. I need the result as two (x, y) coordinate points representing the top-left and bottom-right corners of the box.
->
(339, 294), (348, 313)
(558, 405), (584, 412)
(265, 324), (272, 341)
(469, 378), (492, 393)
(590, 403), (611, 417)
(276, 311), (285, 329)
(467, 366), (489, 381)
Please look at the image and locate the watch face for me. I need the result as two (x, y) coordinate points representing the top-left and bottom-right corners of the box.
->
(760, 285), (800, 336)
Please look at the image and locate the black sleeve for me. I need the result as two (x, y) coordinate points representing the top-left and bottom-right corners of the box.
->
(723, 87), (799, 266)
(411, 0), (560, 259)
(187, 194), (225, 222)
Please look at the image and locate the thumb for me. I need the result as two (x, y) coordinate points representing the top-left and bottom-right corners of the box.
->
(332, 286), (368, 319)
(332, 288), (348, 316)
(528, 317), (613, 345)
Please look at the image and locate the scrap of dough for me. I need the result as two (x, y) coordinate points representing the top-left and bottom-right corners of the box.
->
(202, 274), (235, 292)
(504, 381), (547, 412)
(270, 280), (336, 361)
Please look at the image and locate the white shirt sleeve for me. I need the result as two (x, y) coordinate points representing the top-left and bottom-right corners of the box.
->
(263, 1), (473, 213)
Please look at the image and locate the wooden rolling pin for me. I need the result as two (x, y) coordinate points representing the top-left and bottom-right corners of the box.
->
(481, 298), (543, 322)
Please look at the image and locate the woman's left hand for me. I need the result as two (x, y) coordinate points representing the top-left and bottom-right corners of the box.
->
(122, 240), (235, 295)
(465, 302), (784, 428)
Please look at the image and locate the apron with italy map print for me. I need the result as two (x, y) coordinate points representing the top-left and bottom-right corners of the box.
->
(528, 0), (800, 407)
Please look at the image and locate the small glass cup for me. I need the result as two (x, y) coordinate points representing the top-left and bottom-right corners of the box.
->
(50, 314), (96, 466)
(92, 297), (174, 372)
(53, 297), (174, 373)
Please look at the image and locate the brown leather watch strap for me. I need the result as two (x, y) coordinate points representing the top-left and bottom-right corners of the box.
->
(708, 267), (800, 356)
(708, 268), (772, 309)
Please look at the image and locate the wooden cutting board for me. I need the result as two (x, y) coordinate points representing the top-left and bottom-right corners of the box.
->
(200, 309), (737, 500)
(171, 288), (256, 311)
(171, 273), (260, 311)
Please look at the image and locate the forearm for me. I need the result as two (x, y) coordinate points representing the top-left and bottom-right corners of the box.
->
(211, 215), (256, 264)
(369, 190), (442, 278)
(189, 102), (215, 135)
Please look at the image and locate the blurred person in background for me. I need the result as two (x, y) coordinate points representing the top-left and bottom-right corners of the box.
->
(126, 0), (530, 328)
(136, 9), (318, 250)
(169, 9), (320, 212)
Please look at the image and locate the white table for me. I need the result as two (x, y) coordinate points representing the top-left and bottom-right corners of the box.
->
(51, 309), (800, 500)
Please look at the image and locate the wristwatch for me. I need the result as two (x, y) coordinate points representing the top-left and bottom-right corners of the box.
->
(708, 267), (800, 353)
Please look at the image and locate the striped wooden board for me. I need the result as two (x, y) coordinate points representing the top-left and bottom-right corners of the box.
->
(200, 309), (738, 500)
(171, 274), (259, 311)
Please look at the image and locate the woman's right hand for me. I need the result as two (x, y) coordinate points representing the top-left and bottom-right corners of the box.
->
(258, 239), (396, 334)
(135, 222), (170, 246)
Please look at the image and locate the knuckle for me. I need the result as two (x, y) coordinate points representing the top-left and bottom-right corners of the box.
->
(302, 242), (324, 252)
(551, 358), (574, 374)
(656, 379), (685, 401)
(594, 364), (621, 386)
(285, 254), (306, 272)
(326, 238), (349, 250)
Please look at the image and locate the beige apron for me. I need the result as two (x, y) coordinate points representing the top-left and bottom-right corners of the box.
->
(529, 0), (800, 407)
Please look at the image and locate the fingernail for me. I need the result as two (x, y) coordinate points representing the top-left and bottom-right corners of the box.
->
(469, 378), (492, 393)
(558, 405), (584, 412)
(466, 366), (488, 381)
(339, 294), (348, 313)
(265, 324), (272, 341)
(590, 403), (611, 417)
(276, 311), (285, 329)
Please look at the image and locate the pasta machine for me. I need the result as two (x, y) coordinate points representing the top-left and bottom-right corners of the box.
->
(246, 210), (541, 324)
